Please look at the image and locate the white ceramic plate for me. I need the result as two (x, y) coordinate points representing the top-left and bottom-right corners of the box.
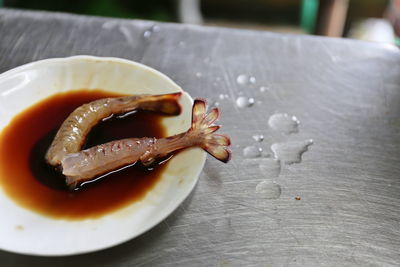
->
(0, 56), (206, 256)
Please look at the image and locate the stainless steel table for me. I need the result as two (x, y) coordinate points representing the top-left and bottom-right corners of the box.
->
(1, 8), (400, 267)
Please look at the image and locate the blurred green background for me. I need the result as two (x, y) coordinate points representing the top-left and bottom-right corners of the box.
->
(3, 0), (177, 21)
(2, 0), (398, 44)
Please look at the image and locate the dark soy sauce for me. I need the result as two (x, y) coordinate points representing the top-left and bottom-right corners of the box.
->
(0, 90), (169, 220)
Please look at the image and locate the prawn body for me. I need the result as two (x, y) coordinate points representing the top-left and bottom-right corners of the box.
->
(61, 100), (231, 189)
(46, 93), (182, 166)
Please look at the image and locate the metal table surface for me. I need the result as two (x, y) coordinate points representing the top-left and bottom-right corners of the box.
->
(1, 8), (400, 267)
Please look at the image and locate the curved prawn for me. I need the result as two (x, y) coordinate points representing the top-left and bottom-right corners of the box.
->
(61, 99), (231, 190)
(46, 92), (182, 166)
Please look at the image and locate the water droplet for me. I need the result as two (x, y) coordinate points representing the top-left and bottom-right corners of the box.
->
(151, 25), (160, 32)
(255, 181), (281, 199)
(268, 113), (300, 134)
(219, 94), (226, 100)
(259, 158), (281, 178)
(212, 101), (220, 107)
(195, 72), (202, 78)
(143, 30), (152, 38)
(236, 74), (248, 85)
(203, 57), (210, 63)
(102, 21), (119, 30)
(179, 41), (186, 46)
(243, 146), (262, 158)
(252, 134), (264, 142)
(216, 77), (221, 82)
(236, 96), (254, 108)
(236, 74), (256, 85)
(259, 86), (268, 92)
(270, 140), (313, 164)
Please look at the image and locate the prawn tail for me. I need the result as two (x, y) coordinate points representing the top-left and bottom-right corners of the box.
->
(190, 99), (231, 163)
(137, 92), (182, 115)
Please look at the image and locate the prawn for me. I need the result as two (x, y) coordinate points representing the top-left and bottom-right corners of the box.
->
(61, 99), (231, 189)
(46, 92), (182, 166)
